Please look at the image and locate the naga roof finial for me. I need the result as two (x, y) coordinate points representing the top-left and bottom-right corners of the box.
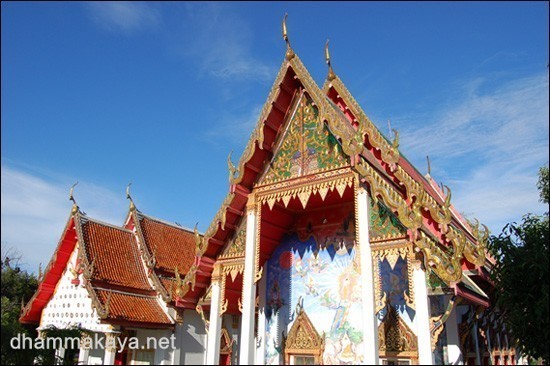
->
(69, 181), (79, 214)
(325, 39), (336, 81)
(282, 13), (294, 60)
(426, 155), (432, 177)
(126, 182), (136, 211)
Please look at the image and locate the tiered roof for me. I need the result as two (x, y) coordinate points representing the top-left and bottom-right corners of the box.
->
(20, 204), (199, 328)
(126, 210), (201, 306)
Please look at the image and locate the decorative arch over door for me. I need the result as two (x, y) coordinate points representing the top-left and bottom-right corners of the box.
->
(284, 300), (325, 365)
(220, 327), (233, 365)
(378, 304), (418, 364)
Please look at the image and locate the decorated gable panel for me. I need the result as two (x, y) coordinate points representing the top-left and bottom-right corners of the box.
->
(261, 94), (348, 185)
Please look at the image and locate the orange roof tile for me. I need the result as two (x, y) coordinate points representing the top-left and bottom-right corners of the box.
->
(79, 218), (152, 292)
(96, 289), (172, 326)
(137, 214), (196, 275)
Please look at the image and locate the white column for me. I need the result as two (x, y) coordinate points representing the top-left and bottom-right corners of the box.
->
(55, 347), (65, 365)
(486, 326), (494, 365)
(239, 200), (258, 365)
(255, 268), (267, 365)
(473, 322), (482, 366)
(496, 332), (503, 365)
(274, 308), (283, 364)
(413, 261), (434, 365)
(206, 275), (223, 365)
(172, 314), (185, 365)
(356, 187), (379, 365)
(78, 336), (90, 365)
(446, 299), (463, 365)
(103, 333), (118, 365)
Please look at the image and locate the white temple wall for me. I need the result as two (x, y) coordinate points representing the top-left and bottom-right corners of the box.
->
(181, 309), (207, 365)
(129, 328), (172, 365)
(39, 243), (111, 334)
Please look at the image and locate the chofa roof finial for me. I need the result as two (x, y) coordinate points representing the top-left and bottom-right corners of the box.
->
(282, 13), (295, 60)
(325, 39), (336, 81)
(426, 155), (432, 178)
(69, 181), (79, 214)
(126, 182), (136, 211)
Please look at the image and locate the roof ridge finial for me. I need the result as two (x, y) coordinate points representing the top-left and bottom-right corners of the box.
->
(126, 182), (136, 211)
(426, 155), (432, 178)
(325, 39), (336, 81)
(69, 181), (79, 214)
(282, 13), (294, 60)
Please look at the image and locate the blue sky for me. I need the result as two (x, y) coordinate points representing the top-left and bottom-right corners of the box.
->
(2, 2), (548, 273)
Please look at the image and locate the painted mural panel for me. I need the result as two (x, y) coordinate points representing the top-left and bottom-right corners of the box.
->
(265, 233), (363, 365)
(261, 94), (348, 185)
(376, 255), (418, 360)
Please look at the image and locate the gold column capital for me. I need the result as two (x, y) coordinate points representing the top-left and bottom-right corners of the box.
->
(246, 192), (257, 213)
(211, 263), (223, 283)
(410, 255), (425, 271)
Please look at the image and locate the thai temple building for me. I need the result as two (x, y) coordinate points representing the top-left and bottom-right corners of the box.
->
(20, 18), (517, 366)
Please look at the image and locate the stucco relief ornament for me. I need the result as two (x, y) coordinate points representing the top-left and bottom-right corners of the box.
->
(69, 258), (85, 286)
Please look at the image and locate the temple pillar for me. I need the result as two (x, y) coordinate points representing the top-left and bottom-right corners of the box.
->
(239, 196), (258, 365)
(172, 311), (185, 365)
(78, 335), (91, 365)
(103, 332), (119, 365)
(486, 325), (494, 365)
(356, 187), (379, 365)
(206, 266), (223, 365)
(446, 299), (463, 365)
(55, 347), (65, 365)
(255, 267), (267, 365)
(497, 332), (503, 365)
(413, 260), (433, 365)
(473, 321), (482, 366)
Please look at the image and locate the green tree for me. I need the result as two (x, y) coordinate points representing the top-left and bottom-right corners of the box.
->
(1, 249), (39, 365)
(488, 166), (549, 363)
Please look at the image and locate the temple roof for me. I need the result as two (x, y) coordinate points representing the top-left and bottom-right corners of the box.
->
(189, 30), (492, 304)
(133, 212), (196, 276)
(20, 207), (173, 327)
(95, 289), (172, 327)
(79, 217), (152, 293)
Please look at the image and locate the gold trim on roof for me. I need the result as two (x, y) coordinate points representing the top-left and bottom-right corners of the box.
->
(257, 169), (355, 210)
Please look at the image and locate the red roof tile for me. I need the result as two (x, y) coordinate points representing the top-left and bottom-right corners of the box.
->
(79, 218), (151, 292)
(137, 215), (196, 275)
(96, 289), (172, 326)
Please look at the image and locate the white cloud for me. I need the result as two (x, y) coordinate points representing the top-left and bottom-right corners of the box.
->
(0, 164), (127, 274)
(86, 2), (161, 34)
(204, 104), (263, 148)
(397, 72), (549, 233)
(175, 3), (276, 83)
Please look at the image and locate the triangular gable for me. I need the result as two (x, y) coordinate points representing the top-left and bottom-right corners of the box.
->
(258, 92), (348, 186)
(20, 210), (79, 324)
(190, 52), (362, 304)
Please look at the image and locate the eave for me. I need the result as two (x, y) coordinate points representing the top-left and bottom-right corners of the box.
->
(20, 213), (79, 324)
